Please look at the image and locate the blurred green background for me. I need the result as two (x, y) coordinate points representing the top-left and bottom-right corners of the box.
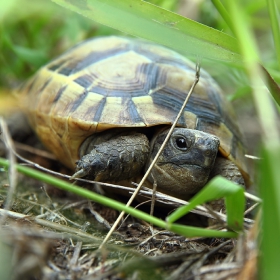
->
(1, 0), (278, 88)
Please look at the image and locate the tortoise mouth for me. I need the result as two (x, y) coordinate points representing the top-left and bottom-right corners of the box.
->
(149, 161), (210, 196)
(157, 161), (211, 170)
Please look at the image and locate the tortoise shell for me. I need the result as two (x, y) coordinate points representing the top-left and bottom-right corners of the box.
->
(18, 36), (248, 179)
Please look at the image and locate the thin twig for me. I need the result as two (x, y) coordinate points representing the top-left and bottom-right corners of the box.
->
(0, 117), (17, 219)
(150, 173), (157, 217)
(99, 63), (201, 249)
(198, 262), (241, 275)
(88, 202), (112, 229)
(245, 192), (262, 203)
(70, 241), (82, 267)
(245, 154), (261, 160)
(14, 141), (56, 160)
(244, 202), (260, 216)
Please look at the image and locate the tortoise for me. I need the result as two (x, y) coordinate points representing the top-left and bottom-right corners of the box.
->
(18, 36), (249, 199)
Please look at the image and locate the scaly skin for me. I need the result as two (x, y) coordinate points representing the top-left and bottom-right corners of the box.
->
(209, 157), (245, 186)
(72, 128), (236, 199)
(74, 133), (149, 182)
(146, 128), (220, 197)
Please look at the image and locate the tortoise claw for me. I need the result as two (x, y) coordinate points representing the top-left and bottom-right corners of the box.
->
(70, 168), (88, 180)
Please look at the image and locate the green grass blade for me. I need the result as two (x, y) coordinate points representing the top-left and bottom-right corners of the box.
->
(211, 0), (234, 32)
(0, 158), (238, 238)
(211, 0), (280, 106)
(266, 0), (280, 69)
(224, 1), (280, 278)
(261, 66), (280, 106)
(166, 176), (245, 231)
(168, 224), (237, 238)
(51, 0), (242, 62)
(226, 1), (280, 144)
(259, 144), (280, 280)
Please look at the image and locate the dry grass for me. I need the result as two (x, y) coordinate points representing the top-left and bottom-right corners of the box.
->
(0, 111), (258, 279)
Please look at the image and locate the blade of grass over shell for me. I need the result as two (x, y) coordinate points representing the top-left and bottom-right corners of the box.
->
(167, 176), (245, 232)
(51, 0), (242, 63)
(0, 157), (237, 238)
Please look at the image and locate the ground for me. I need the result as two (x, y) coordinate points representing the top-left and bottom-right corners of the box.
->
(0, 125), (258, 279)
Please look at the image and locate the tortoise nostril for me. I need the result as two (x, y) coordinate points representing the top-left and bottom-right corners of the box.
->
(205, 150), (211, 156)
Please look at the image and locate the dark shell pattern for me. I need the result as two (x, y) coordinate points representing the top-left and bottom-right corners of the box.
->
(18, 36), (247, 178)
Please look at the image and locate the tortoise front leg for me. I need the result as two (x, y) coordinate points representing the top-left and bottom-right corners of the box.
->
(208, 157), (245, 213)
(71, 133), (150, 182)
(209, 157), (245, 186)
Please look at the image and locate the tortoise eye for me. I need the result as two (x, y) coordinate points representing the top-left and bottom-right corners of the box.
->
(175, 137), (191, 150)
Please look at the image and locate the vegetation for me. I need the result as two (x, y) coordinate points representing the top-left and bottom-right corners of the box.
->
(0, 0), (279, 279)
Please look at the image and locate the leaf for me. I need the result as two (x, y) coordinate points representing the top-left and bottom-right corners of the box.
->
(259, 143), (280, 279)
(166, 176), (245, 231)
(168, 223), (237, 238)
(12, 46), (48, 68)
(261, 65), (280, 106)
(267, 0), (280, 69)
(51, 0), (242, 63)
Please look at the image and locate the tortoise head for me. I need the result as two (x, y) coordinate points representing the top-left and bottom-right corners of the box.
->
(147, 128), (220, 198)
